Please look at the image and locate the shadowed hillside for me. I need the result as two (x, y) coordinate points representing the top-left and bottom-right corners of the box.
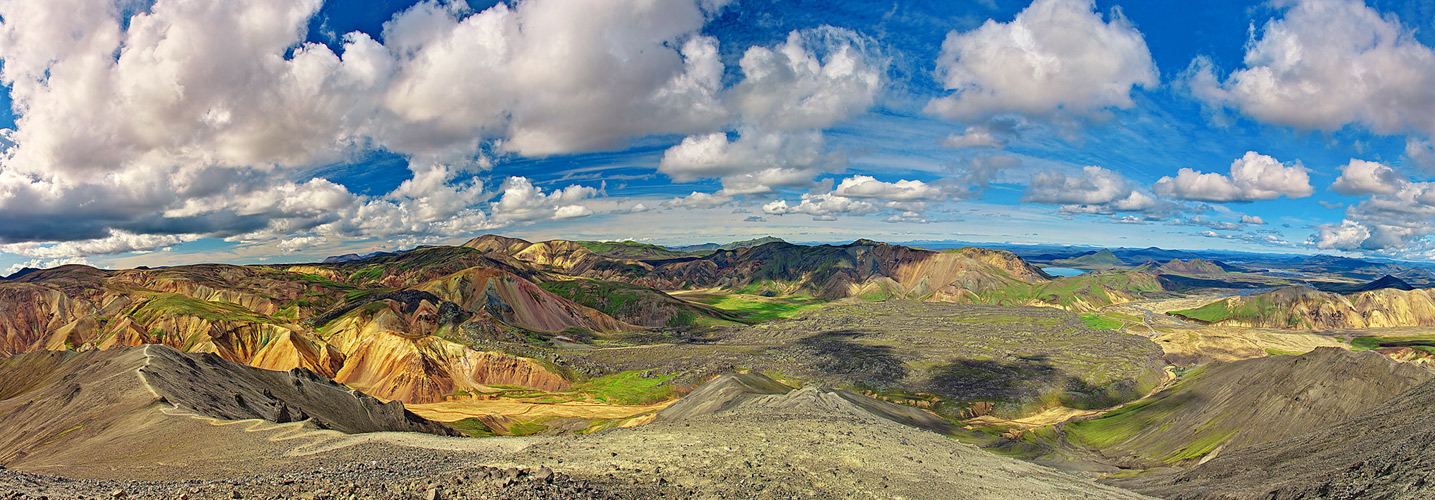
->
(1111, 360), (1435, 499)
(1063, 348), (1433, 468)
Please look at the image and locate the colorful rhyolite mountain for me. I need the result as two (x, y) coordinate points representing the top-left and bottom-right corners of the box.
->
(0, 236), (1171, 405)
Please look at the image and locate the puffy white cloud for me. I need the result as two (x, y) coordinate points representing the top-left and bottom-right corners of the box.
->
(662, 191), (735, 209)
(730, 27), (884, 133)
(489, 177), (598, 224)
(1025, 166), (1180, 216)
(553, 205), (594, 220)
(941, 126), (1005, 148)
(658, 26), (885, 195)
(380, 0), (729, 157)
(926, 0), (1157, 120)
(760, 175), (944, 222)
(1022, 166), (1133, 205)
(0, 230), (185, 259)
(1330, 159), (1403, 196)
(1190, 0), (1435, 136)
(657, 130), (841, 193)
(830, 175), (944, 201)
(1314, 181), (1435, 251)
(1241, 215), (1266, 225)
(277, 235), (326, 254)
(762, 193), (876, 219)
(1154, 151), (1312, 202)
(1313, 220), (1374, 250)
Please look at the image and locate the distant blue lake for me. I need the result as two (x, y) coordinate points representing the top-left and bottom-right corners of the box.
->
(1042, 267), (1089, 278)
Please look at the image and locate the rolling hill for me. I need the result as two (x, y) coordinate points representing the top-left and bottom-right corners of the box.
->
(1062, 348), (1433, 468)
(1111, 357), (1435, 499)
(1054, 249), (1126, 269)
(935, 269), (1166, 312)
(1170, 286), (1435, 329)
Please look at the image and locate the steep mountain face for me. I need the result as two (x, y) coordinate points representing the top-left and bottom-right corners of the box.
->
(0, 258), (631, 405)
(415, 267), (629, 333)
(1111, 362), (1435, 499)
(1171, 286), (1435, 329)
(0, 265), (344, 373)
(1064, 348), (1434, 468)
(304, 267), (625, 402)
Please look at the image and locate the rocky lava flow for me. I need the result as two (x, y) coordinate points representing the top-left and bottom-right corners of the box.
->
(573, 301), (1167, 420)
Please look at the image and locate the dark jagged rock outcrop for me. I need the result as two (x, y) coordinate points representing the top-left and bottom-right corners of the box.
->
(139, 344), (460, 435)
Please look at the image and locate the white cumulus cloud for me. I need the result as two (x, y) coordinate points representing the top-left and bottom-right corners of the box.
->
(1331, 159), (1403, 196)
(658, 27), (885, 195)
(926, 0), (1157, 121)
(1154, 151), (1312, 202)
(830, 175), (944, 202)
(1189, 0), (1435, 137)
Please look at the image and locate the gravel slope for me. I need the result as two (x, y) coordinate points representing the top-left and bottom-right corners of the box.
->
(1111, 373), (1435, 500)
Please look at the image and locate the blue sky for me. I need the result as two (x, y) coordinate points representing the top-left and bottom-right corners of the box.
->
(3, 0), (1435, 274)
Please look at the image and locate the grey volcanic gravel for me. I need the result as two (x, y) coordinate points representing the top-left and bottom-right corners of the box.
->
(0, 461), (654, 500)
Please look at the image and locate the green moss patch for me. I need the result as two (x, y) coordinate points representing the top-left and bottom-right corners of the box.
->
(576, 370), (676, 405)
(1081, 314), (1124, 330)
(1351, 335), (1435, 351)
(131, 293), (270, 324)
